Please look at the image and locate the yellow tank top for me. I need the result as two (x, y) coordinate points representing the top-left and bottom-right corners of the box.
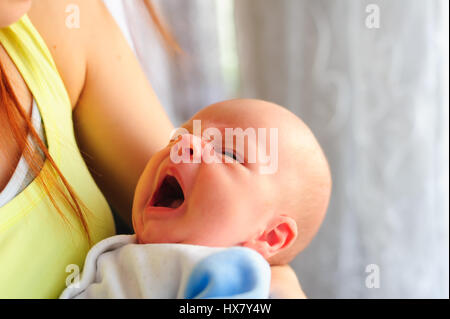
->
(0, 16), (116, 298)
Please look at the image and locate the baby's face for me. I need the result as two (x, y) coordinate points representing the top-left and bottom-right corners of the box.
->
(132, 100), (284, 247)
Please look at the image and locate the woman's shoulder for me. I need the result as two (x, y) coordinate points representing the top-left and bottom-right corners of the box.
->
(27, 0), (111, 109)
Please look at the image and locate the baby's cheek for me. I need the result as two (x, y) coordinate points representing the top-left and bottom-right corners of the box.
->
(193, 165), (230, 200)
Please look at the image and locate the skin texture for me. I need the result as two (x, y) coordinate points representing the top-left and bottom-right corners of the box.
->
(271, 264), (307, 298)
(0, 0), (32, 28)
(0, 2), (309, 298)
(133, 99), (332, 266)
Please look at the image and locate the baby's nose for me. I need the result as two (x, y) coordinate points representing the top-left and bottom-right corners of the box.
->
(173, 134), (204, 163)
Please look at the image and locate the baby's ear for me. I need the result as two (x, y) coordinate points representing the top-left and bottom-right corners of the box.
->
(243, 215), (298, 259)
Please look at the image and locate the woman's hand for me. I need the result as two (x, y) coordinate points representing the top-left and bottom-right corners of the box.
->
(270, 265), (307, 299)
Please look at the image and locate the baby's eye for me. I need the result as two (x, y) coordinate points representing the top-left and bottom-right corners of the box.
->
(223, 150), (237, 160)
(222, 149), (243, 164)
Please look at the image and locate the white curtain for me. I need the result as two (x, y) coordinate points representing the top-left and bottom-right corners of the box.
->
(104, 0), (449, 298)
(103, 0), (228, 126)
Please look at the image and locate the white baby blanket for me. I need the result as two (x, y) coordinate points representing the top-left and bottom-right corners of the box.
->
(60, 235), (270, 299)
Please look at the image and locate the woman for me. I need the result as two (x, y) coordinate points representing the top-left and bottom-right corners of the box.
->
(0, 0), (304, 298)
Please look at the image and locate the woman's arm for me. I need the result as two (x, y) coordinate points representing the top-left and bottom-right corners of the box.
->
(30, 0), (173, 226)
(73, 0), (173, 225)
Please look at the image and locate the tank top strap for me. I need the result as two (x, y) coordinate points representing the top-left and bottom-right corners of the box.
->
(0, 15), (72, 163)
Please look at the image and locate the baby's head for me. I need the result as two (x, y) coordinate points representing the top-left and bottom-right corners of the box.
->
(132, 99), (331, 265)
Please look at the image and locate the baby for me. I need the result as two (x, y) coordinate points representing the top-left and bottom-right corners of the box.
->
(61, 99), (331, 299)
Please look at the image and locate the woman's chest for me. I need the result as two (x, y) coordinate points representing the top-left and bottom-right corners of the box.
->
(0, 43), (33, 191)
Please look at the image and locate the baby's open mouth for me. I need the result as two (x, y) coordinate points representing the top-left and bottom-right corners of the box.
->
(150, 175), (185, 209)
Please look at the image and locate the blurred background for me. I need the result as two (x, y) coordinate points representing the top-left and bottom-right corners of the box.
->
(103, 0), (449, 298)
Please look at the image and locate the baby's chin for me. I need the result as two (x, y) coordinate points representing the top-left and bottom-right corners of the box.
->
(134, 230), (155, 245)
(136, 235), (152, 245)
(134, 225), (179, 245)
(131, 214), (146, 244)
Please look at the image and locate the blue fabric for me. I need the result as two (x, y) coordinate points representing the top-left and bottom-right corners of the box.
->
(184, 247), (270, 299)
